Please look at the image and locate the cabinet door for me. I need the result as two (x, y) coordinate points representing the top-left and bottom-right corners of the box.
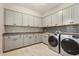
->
(42, 17), (47, 27)
(5, 9), (22, 26)
(28, 34), (35, 45)
(63, 7), (72, 25)
(38, 34), (42, 42)
(56, 11), (62, 26)
(28, 15), (34, 26)
(33, 17), (38, 27)
(14, 12), (22, 26)
(4, 35), (16, 51)
(34, 17), (42, 27)
(42, 35), (48, 44)
(23, 34), (31, 46)
(34, 34), (40, 43)
(37, 17), (42, 27)
(71, 4), (79, 24)
(15, 35), (23, 48)
(22, 14), (29, 26)
(46, 16), (52, 26)
(5, 9), (16, 25)
(51, 14), (57, 26)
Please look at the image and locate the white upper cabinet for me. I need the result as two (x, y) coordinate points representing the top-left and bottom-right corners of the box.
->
(14, 12), (22, 26)
(28, 15), (34, 26)
(46, 16), (52, 27)
(5, 9), (16, 25)
(5, 9), (42, 27)
(51, 13), (58, 26)
(56, 11), (62, 26)
(51, 11), (62, 26)
(33, 17), (42, 27)
(38, 17), (42, 27)
(22, 14), (29, 26)
(43, 16), (52, 27)
(62, 7), (72, 25)
(71, 4), (79, 24)
(42, 17), (47, 27)
(52, 11), (62, 26)
(5, 9), (22, 26)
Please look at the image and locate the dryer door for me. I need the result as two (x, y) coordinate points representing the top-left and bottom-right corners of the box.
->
(61, 38), (79, 55)
(48, 36), (58, 47)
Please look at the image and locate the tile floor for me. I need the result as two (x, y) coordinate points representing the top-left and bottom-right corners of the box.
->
(3, 43), (61, 56)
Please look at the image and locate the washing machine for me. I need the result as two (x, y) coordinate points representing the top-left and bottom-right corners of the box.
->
(60, 34), (79, 56)
(48, 32), (60, 53)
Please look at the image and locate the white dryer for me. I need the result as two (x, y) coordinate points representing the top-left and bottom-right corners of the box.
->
(48, 33), (60, 53)
(60, 34), (79, 56)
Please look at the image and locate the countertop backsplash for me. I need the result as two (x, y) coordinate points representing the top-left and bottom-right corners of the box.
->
(44, 25), (79, 33)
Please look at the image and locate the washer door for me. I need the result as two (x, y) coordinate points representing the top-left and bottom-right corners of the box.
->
(48, 36), (58, 47)
(61, 38), (79, 55)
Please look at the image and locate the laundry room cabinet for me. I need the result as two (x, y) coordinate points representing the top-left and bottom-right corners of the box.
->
(28, 15), (34, 27)
(23, 34), (35, 46)
(3, 35), (16, 51)
(43, 16), (52, 27)
(5, 9), (42, 27)
(3, 35), (23, 51)
(62, 6), (72, 25)
(42, 34), (48, 45)
(23, 34), (31, 46)
(51, 10), (62, 26)
(22, 14), (29, 26)
(5, 9), (23, 26)
(42, 17), (47, 27)
(71, 4), (79, 24)
(34, 34), (41, 43)
(33, 17), (42, 27)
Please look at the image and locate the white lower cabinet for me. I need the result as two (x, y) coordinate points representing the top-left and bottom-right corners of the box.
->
(4, 35), (16, 51)
(23, 34), (31, 46)
(28, 34), (35, 45)
(23, 34), (35, 46)
(34, 34), (41, 43)
(38, 34), (43, 42)
(4, 33), (47, 51)
(3, 35), (23, 51)
(15, 35), (23, 48)
(42, 34), (48, 45)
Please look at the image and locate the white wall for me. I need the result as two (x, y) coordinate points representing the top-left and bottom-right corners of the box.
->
(43, 3), (74, 17)
(4, 4), (41, 17)
(0, 4), (4, 55)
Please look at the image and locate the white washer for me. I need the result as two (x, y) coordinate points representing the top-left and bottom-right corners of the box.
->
(60, 34), (79, 56)
(48, 33), (60, 53)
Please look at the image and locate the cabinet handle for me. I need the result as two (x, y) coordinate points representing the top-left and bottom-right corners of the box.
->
(14, 39), (17, 40)
(70, 21), (74, 24)
(14, 24), (16, 25)
(29, 37), (31, 38)
(55, 24), (57, 26)
(8, 37), (10, 38)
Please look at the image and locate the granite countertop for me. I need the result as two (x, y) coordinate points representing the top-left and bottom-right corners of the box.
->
(61, 32), (79, 35)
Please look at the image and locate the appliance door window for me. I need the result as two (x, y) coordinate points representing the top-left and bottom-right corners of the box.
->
(48, 36), (58, 47)
(61, 38), (79, 55)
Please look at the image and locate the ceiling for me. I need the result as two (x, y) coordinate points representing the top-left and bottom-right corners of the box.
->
(7, 3), (62, 14)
